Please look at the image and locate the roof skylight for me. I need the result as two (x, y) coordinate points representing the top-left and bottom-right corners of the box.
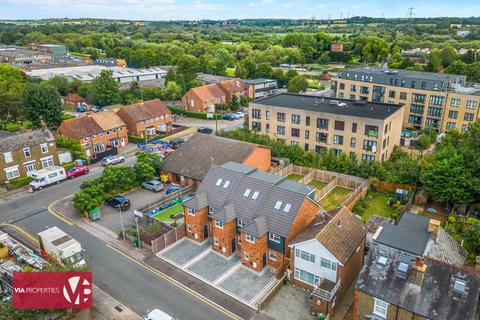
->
(215, 178), (223, 186)
(283, 203), (292, 213)
(244, 189), (251, 197)
(252, 191), (259, 200)
(223, 180), (231, 188)
(274, 201), (283, 210)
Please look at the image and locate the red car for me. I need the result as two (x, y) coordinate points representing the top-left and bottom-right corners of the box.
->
(66, 165), (89, 178)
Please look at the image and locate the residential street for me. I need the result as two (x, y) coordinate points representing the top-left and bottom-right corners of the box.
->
(174, 116), (244, 133)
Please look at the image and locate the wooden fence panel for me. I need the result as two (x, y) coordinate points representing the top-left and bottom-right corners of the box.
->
(150, 224), (186, 254)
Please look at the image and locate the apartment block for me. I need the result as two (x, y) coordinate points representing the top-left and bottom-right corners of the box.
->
(332, 67), (480, 133)
(249, 93), (404, 162)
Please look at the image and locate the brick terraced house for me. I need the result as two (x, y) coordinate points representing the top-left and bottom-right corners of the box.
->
(57, 111), (128, 157)
(180, 83), (227, 113)
(182, 162), (320, 275)
(289, 207), (367, 315)
(116, 99), (172, 137)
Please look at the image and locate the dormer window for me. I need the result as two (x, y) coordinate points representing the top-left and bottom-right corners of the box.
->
(209, 207), (215, 214)
(215, 178), (223, 186)
(283, 203), (292, 213)
(244, 189), (251, 197)
(223, 180), (231, 188)
(274, 201), (283, 210)
(252, 191), (259, 200)
(453, 279), (466, 294)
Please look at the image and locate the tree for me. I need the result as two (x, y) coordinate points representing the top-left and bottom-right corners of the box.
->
(162, 81), (182, 100)
(426, 50), (442, 72)
(177, 54), (198, 82)
(48, 76), (70, 96)
(0, 64), (24, 126)
(23, 82), (62, 127)
(464, 221), (480, 255)
(445, 60), (467, 75)
(89, 70), (120, 107)
(240, 95), (250, 108)
(440, 45), (458, 68)
(287, 76), (308, 93)
(230, 95), (239, 111)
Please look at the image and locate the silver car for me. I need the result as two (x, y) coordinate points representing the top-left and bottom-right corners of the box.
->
(101, 155), (125, 166)
(142, 180), (164, 192)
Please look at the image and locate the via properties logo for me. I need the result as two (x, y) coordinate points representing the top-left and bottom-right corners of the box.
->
(63, 276), (92, 305)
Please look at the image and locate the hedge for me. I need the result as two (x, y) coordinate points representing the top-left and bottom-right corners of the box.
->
(8, 176), (33, 189)
(62, 162), (76, 171)
(5, 123), (20, 132)
(168, 106), (222, 120)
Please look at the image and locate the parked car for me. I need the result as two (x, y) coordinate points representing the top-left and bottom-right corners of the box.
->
(29, 166), (67, 191)
(235, 111), (246, 118)
(166, 186), (182, 195)
(197, 127), (213, 134)
(169, 138), (185, 150)
(76, 106), (86, 113)
(102, 155), (125, 166)
(66, 165), (89, 179)
(144, 309), (175, 320)
(223, 114), (236, 121)
(105, 195), (131, 210)
(142, 180), (164, 192)
(92, 106), (102, 113)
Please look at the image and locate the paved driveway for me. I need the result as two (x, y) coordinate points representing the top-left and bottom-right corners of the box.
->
(174, 116), (244, 133)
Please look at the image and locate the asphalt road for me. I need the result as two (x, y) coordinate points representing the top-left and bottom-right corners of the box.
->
(174, 117), (244, 133)
(0, 152), (233, 320)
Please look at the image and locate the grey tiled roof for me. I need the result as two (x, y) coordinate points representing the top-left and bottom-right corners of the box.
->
(183, 191), (208, 210)
(357, 245), (480, 320)
(0, 129), (55, 153)
(428, 228), (467, 266)
(209, 202), (237, 224)
(187, 162), (318, 237)
(241, 216), (269, 237)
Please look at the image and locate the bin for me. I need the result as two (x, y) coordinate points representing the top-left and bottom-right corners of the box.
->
(89, 207), (101, 221)
(317, 313), (326, 320)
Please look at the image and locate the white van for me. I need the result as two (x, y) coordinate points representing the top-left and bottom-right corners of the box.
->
(29, 166), (67, 191)
(144, 309), (175, 320)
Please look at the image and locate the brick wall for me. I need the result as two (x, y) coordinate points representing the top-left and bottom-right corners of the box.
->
(285, 198), (319, 258)
(242, 146), (272, 173)
(211, 219), (236, 256)
(184, 207), (209, 243)
(166, 172), (197, 187)
(241, 233), (268, 272)
(266, 249), (285, 277)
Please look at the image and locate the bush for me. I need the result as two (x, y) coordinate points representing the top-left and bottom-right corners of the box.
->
(56, 135), (83, 160)
(62, 162), (76, 171)
(8, 176), (33, 189)
(5, 122), (20, 132)
(128, 135), (146, 144)
(168, 106), (221, 120)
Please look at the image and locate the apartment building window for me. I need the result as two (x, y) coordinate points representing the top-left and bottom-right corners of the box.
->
(411, 80), (416, 88)
(334, 149), (342, 156)
(400, 80), (406, 87)
(252, 122), (262, 131)
(350, 94), (356, 100)
(334, 121), (345, 131)
(412, 93), (426, 103)
(360, 86), (369, 94)
(320, 258), (337, 271)
(23, 147), (31, 158)
(339, 83), (345, 90)
(316, 132), (328, 143)
(215, 220), (224, 229)
(425, 118), (440, 128)
(251, 109), (261, 119)
(291, 114), (301, 125)
(467, 100), (477, 109)
(464, 112), (475, 122)
(266, 124), (270, 133)
(333, 135), (344, 145)
(352, 122), (357, 133)
(410, 104), (424, 114)
(383, 139), (387, 149)
(295, 249), (315, 263)
(41, 156), (54, 169)
(363, 139), (377, 152)
(277, 126), (285, 135)
(373, 298), (389, 318)
(350, 84), (357, 92)
(427, 107), (442, 117)
(305, 116), (310, 126)
(421, 82), (426, 90)
(245, 234), (255, 243)
(394, 79), (398, 86)
(40, 143), (49, 153)
(294, 268), (320, 286)
(362, 154), (375, 162)
(4, 166), (20, 180)
(429, 95), (445, 106)
(400, 92), (407, 100)
(266, 111), (271, 120)
(3, 152), (13, 163)
(305, 130), (310, 139)
(304, 143), (309, 151)
(451, 98), (460, 107)
(408, 115), (423, 125)
(388, 91), (396, 98)
(277, 112), (286, 122)
(365, 125), (379, 137)
(446, 122), (456, 130)
(448, 110), (458, 119)
(315, 146), (326, 154)
(350, 137), (356, 147)
(462, 124), (469, 132)
(316, 118), (329, 130)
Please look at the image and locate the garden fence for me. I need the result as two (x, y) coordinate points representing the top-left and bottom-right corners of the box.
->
(151, 223), (186, 254)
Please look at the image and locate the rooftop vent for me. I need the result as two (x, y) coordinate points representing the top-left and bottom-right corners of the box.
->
(378, 256), (388, 266)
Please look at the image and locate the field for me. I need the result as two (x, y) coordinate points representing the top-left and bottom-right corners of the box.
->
(307, 180), (328, 190)
(286, 173), (304, 182)
(320, 187), (352, 211)
(353, 191), (396, 223)
(151, 203), (184, 223)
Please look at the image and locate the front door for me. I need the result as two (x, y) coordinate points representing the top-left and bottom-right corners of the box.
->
(203, 225), (209, 240)
(262, 253), (267, 268)
(231, 238), (236, 253)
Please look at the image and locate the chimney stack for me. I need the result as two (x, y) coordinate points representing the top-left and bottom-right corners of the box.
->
(428, 219), (441, 240)
(409, 257), (427, 287)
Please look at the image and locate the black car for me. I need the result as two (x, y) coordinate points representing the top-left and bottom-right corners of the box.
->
(197, 127), (213, 134)
(105, 195), (131, 210)
(169, 138), (185, 149)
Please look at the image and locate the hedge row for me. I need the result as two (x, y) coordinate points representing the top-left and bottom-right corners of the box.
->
(8, 176), (33, 189)
(168, 106), (221, 120)
(62, 162), (76, 171)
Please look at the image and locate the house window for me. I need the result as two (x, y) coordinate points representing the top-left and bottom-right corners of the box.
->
(244, 189), (251, 197)
(252, 122), (261, 131)
(187, 208), (196, 216)
(446, 122), (456, 130)
(462, 124), (469, 132)
(237, 219), (245, 227)
(24, 161), (36, 175)
(215, 178), (223, 186)
(23, 147), (31, 158)
(209, 207), (215, 214)
(245, 233), (255, 243)
(274, 200), (282, 210)
(223, 180), (231, 188)
(3, 152), (13, 163)
(4, 166), (20, 180)
(92, 134), (96, 139)
(316, 132), (328, 143)
(295, 249), (315, 263)
(40, 156), (54, 168)
(243, 251), (249, 260)
(187, 224), (192, 232)
(320, 258), (337, 271)
(215, 220), (224, 229)
(362, 154), (375, 162)
(98, 133), (103, 138)
(40, 143), (48, 153)
(266, 111), (270, 120)
(294, 268), (320, 286)
(252, 109), (261, 119)
(373, 298), (389, 318)
(213, 236), (219, 245)
(269, 251), (277, 261)
(269, 233), (281, 243)
(93, 143), (105, 153)
(252, 191), (259, 200)
(283, 203), (292, 212)
(305, 130), (310, 139)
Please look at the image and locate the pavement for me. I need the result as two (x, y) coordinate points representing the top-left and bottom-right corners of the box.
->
(91, 285), (142, 320)
(261, 284), (313, 320)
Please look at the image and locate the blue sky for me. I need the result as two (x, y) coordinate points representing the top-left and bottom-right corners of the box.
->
(1, 0), (480, 20)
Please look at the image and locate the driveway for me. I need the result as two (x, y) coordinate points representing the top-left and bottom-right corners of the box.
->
(174, 116), (244, 134)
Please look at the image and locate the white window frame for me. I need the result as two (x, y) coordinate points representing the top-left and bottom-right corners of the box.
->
(209, 207), (215, 214)
(320, 258), (337, 271)
(295, 249), (315, 263)
(215, 220), (224, 229)
(23, 147), (31, 158)
(24, 161), (36, 175)
(274, 200), (283, 210)
(269, 250), (277, 261)
(40, 143), (48, 153)
(252, 191), (259, 200)
(215, 178), (223, 186)
(283, 203), (292, 213)
(269, 233), (281, 243)
(294, 267), (320, 286)
(245, 233), (255, 243)
(40, 156), (54, 169)
(223, 180), (231, 188)
(373, 298), (389, 318)
(187, 208), (196, 216)
(3, 152), (13, 164)
(4, 166), (20, 180)
(237, 219), (245, 227)
(243, 189), (251, 197)
(243, 251), (249, 260)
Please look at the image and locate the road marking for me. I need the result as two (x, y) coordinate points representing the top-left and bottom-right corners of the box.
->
(106, 244), (243, 320)
(0, 223), (39, 245)
(47, 195), (75, 226)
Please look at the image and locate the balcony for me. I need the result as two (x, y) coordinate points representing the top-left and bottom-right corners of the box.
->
(312, 278), (341, 302)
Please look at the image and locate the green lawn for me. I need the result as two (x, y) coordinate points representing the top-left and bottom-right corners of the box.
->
(320, 187), (352, 211)
(225, 68), (235, 77)
(308, 180), (328, 191)
(152, 203), (184, 223)
(354, 191), (396, 223)
(286, 173), (304, 182)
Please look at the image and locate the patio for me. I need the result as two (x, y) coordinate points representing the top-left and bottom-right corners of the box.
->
(187, 251), (241, 282)
(160, 238), (210, 266)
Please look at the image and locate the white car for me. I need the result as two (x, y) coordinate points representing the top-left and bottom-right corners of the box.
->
(145, 309), (175, 320)
(101, 155), (125, 166)
(235, 111), (246, 118)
